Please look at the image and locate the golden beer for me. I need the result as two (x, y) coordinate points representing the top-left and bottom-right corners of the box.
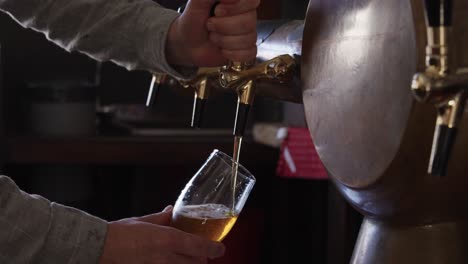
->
(171, 204), (238, 241)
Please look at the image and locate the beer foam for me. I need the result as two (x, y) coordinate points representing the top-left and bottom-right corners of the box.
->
(178, 204), (236, 219)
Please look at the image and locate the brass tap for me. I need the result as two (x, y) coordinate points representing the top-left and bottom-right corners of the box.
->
(410, 0), (468, 177)
(178, 67), (220, 128)
(144, 54), (297, 132)
(220, 55), (296, 93)
(219, 55), (296, 136)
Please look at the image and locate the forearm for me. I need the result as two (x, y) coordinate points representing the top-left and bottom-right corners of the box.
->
(0, 175), (107, 263)
(0, 0), (193, 78)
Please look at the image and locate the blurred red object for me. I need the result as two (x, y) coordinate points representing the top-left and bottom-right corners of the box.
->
(276, 127), (328, 180)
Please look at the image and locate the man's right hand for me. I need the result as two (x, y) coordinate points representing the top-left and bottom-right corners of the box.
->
(99, 206), (225, 264)
(166, 0), (260, 67)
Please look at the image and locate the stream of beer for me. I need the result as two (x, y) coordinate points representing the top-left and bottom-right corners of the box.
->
(232, 135), (243, 213)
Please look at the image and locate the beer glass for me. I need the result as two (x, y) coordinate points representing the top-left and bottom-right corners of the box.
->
(171, 149), (256, 241)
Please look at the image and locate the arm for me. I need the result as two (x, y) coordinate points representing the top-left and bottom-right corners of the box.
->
(0, 0), (187, 78)
(0, 175), (226, 264)
(0, 0), (259, 79)
(0, 175), (107, 263)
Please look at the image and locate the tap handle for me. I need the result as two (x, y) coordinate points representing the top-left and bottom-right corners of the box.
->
(191, 97), (207, 128)
(424, 0), (453, 27)
(429, 124), (457, 177)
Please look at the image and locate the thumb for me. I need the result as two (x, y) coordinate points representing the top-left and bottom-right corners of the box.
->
(137, 205), (173, 225)
(185, 0), (218, 16)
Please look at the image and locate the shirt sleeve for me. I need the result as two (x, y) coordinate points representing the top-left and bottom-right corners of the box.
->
(0, 175), (108, 264)
(0, 0), (196, 79)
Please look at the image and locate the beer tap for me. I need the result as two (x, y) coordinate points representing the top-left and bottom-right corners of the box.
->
(220, 56), (296, 137)
(145, 73), (167, 107)
(145, 14), (301, 132)
(145, 2), (221, 128)
(411, 0), (468, 176)
(185, 3), (221, 128)
(178, 67), (220, 128)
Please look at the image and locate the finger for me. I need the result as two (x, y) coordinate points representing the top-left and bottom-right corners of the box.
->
(215, 0), (261, 17)
(137, 208), (172, 225)
(185, 0), (218, 17)
(158, 227), (226, 259)
(207, 11), (257, 35)
(209, 32), (257, 50)
(222, 46), (257, 62)
(163, 205), (174, 212)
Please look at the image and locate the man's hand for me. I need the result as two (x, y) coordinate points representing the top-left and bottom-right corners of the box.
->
(99, 206), (225, 264)
(166, 0), (260, 67)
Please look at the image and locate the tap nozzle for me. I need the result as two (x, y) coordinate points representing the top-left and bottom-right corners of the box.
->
(221, 61), (255, 137)
(234, 79), (255, 136)
(191, 77), (209, 129)
(146, 73), (168, 107)
(178, 68), (220, 128)
(428, 93), (465, 176)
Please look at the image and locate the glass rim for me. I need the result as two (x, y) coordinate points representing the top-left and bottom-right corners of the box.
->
(212, 149), (256, 182)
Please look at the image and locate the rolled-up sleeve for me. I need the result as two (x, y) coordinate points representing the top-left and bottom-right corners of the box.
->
(0, 175), (108, 264)
(0, 0), (195, 79)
